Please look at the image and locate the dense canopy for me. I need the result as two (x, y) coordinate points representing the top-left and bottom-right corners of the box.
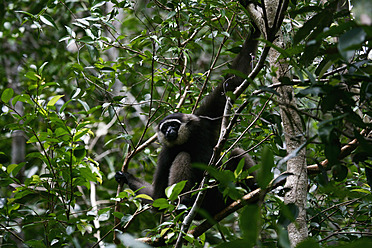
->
(0, 0), (371, 247)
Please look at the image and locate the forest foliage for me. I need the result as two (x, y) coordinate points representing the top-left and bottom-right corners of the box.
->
(0, 0), (372, 247)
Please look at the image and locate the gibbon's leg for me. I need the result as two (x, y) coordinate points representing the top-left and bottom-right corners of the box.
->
(227, 148), (256, 171)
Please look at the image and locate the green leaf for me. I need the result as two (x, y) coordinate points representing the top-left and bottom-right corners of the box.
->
(152, 198), (170, 210)
(227, 46), (242, 54)
(100, 67), (115, 72)
(278, 226), (291, 248)
(318, 125), (333, 143)
(289, 6), (321, 19)
(15, 10), (35, 18)
(40, 15), (58, 29)
(26, 152), (45, 159)
(78, 99), (90, 112)
(73, 128), (90, 142)
(87, 105), (101, 114)
(221, 31), (230, 37)
(71, 88), (82, 99)
(1, 88), (14, 103)
(59, 99), (72, 113)
(351, 188), (371, 194)
(293, 12), (322, 45)
(55, 127), (70, 137)
(9, 163), (25, 177)
(38, 62), (48, 74)
(25, 71), (39, 81)
(86, 44), (99, 62)
(239, 205), (260, 243)
(278, 203), (299, 228)
(134, 194), (153, 201)
(97, 207), (110, 216)
(73, 146), (86, 160)
(11, 94), (32, 106)
(300, 41), (320, 66)
(112, 211), (124, 219)
(25, 239), (47, 248)
(27, 132), (48, 143)
(77, 121), (92, 131)
(7, 164), (19, 174)
(293, 7), (333, 45)
(296, 238), (321, 248)
(338, 27), (367, 61)
(234, 158), (245, 178)
(165, 180), (187, 201)
(79, 167), (97, 182)
(257, 146), (274, 189)
(152, 16), (163, 24)
(116, 191), (130, 199)
(319, 125), (341, 165)
(332, 164), (348, 182)
(79, 36), (94, 44)
(47, 95), (64, 107)
(315, 58), (333, 78)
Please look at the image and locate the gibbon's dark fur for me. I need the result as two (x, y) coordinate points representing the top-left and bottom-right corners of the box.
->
(116, 28), (260, 218)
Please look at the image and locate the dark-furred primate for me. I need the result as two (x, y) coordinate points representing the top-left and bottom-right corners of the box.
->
(116, 27), (260, 218)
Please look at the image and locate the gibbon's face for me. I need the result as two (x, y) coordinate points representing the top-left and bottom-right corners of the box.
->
(157, 113), (199, 147)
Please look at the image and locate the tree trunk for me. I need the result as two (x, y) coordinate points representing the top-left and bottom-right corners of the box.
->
(269, 35), (308, 246)
(278, 85), (308, 246)
(246, 0), (308, 245)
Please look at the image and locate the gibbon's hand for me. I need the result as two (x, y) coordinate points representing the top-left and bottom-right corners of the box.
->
(115, 171), (129, 185)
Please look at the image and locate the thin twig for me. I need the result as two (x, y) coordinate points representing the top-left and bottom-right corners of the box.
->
(217, 95), (273, 166)
(0, 223), (25, 243)
(192, 13), (236, 114)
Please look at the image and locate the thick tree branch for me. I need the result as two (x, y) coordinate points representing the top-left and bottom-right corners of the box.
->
(307, 129), (369, 174)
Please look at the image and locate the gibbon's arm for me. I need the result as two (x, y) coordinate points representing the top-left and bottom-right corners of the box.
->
(195, 26), (261, 119)
(115, 172), (153, 199)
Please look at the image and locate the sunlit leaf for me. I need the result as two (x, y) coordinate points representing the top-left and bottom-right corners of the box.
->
(165, 180), (187, 201)
(135, 194), (153, 201)
(152, 198), (170, 210)
(47, 95), (64, 107)
(40, 15), (58, 29)
(1, 88), (14, 103)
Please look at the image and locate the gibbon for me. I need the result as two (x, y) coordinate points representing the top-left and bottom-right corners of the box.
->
(116, 27), (260, 218)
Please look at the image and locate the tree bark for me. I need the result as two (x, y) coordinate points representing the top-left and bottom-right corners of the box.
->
(247, 0), (307, 245)
(269, 35), (308, 246)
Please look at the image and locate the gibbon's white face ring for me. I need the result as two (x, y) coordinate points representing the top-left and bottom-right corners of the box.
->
(158, 119), (182, 133)
(157, 119), (190, 147)
(157, 118), (191, 147)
